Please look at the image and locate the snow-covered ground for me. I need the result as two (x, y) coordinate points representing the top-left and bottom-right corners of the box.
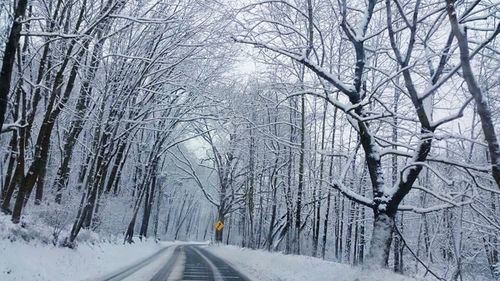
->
(0, 213), (171, 281)
(205, 244), (423, 281)
(0, 238), (168, 281)
(0, 212), (427, 281)
(1, 239), (423, 281)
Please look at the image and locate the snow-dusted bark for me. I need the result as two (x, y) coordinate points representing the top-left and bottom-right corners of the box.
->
(367, 212), (395, 268)
(446, 0), (500, 189)
(233, 0), (499, 272)
(0, 0), (28, 135)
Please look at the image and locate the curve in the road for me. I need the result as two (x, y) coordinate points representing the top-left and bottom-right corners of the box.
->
(97, 244), (252, 281)
(192, 246), (251, 281)
(101, 246), (172, 281)
(151, 245), (251, 281)
(150, 246), (183, 281)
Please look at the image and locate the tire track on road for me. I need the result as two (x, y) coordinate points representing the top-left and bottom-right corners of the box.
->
(100, 245), (172, 281)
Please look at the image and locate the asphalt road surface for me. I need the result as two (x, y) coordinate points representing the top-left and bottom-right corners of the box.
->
(103, 244), (251, 281)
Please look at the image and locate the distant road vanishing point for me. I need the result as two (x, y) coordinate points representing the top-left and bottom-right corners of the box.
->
(103, 244), (252, 281)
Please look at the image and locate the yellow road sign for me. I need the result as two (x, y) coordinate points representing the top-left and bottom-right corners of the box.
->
(214, 220), (224, 231)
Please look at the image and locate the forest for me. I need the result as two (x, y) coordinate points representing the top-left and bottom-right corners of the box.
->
(0, 0), (498, 280)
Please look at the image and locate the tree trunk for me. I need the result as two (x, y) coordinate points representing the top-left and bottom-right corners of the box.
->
(34, 160), (47, 205)
(267, 163), (278, 251)
(105, 141), (127, 193)
(139, 173), (156, 239)
(295, 91), (305, 255)
(153, 181), (162, 239)
(0, 0), (29, 132)
(446, 1), (500, 189)
(358, 202), (366, 264)
(321, 189), (331, 259)
(2, 133), (18, 201)
(366, 211), (395, 268)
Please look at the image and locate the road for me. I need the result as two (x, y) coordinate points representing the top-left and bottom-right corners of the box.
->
(103, 244), (251, 281)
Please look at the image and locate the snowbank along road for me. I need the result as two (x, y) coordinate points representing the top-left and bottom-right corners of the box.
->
(103, 245), (251, 281)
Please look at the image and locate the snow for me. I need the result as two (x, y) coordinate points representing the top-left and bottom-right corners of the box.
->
(0, 212), (209, 281)
(0, 238), (165, 281)
(0, 119), (25, 133)
(98, 244), (177, 281)
(0, 233), (427, 281)
(97, 241), (205, 281)
(205, 245), (425, 281)
(0, 213), (167, 281)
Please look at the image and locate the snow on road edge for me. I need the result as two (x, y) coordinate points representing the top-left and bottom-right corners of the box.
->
(204, 244), (425, 281)
(0, 239), (163, 281)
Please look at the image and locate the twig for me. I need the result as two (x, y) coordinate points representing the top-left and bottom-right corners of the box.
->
(394, 224), (446, 281)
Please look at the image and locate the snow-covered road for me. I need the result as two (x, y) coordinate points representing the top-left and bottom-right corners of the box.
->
(100, 244), (251, 281)
(1, 239), (423, 281)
